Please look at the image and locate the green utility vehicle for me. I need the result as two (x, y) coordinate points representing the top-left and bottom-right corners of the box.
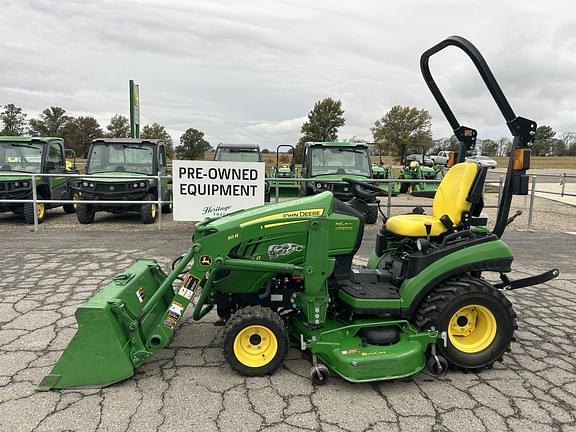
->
(72, 138), (171, 224)
(0, 136), (77, 224)
(40, 36), (558, 391)
(214, 143), (262, 162)
(214, 143), (270, 201)
(269, 145), (299, 198)
(300, 141), (379, 223)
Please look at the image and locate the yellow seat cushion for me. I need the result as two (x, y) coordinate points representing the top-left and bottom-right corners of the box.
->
(385, 162), (479, 237)
(385, 214), (447, 237)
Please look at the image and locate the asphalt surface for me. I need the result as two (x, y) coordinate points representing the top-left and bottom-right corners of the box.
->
(1, 227), (576, 431)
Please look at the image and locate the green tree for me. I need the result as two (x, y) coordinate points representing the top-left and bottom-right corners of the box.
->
(371, 105), (432, 164)
(533, 125), (556, 156)
(175, 128), (211, 160)
(63, 116), (104, 157)
(0, 104), (27, 135)
(430, 136), (458, 154)
(28, 106), (72, 136)
(295, 98), (345, 163)
(480, 139), (499, 156)
(141, 123), (174, 158)
(106, 114), (130, 138)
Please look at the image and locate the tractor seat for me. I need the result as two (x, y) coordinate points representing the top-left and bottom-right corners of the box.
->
(385, 162), (479, 237)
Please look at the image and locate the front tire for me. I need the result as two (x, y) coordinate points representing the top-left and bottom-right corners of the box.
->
(223, 306), (288, 376)
(63, 192), (79, 214)
(24, 196), (46, 224)
(76, 204), (95, 224)
(415, 276), (516, 370)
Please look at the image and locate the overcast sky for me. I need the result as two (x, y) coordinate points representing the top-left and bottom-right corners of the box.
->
(1, 0), (575, 148)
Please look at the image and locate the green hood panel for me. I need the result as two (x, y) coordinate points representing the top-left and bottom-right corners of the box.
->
(82, 172), (150, 183)
(196, 191), (334, 232)
(0, 174), (33, 182)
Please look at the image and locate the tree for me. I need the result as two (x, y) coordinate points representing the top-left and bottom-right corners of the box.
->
(533, 125), (556, 156)
(497, 137), (512, 156)
(106, 114), (130, 138)
(430, 136), (458, 154)
(295, 98), (345, 163)
(371, 106), (432, 164)
(141, 123), (174, 158)
(561, 132), (576, 156)
(0, 104), (27, 135)
(480, 139), (499, 156)
(175, 128), (211, 160)
(63, 117), (104, 157)
(29, 106), (72, 136)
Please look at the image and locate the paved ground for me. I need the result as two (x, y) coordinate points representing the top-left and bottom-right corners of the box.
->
(1, 229), (575, 432)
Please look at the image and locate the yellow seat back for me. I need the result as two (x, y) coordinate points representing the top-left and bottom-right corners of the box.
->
(432, 162), (478, 224)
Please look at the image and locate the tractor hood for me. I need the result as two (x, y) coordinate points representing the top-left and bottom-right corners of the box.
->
(0, 174), (33, 182)
(195, 191), (333, 234)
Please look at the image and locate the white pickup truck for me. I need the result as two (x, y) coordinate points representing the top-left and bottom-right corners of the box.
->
(430, 150), (450, 165)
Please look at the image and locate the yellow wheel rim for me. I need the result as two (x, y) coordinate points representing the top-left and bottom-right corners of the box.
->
(448, 304), (497, 353)
(151, 204), (157, 219)
(72, 193), (80, 209)
(233, 325), (278, 367)
(37, 203), (45, 219)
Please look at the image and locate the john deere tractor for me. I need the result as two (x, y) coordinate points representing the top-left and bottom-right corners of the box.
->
(371, 146), (400, 197)
(269, 145), (299, 199)
(40, 36), (558, 391)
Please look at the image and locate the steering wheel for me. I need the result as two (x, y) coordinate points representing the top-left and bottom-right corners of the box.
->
(343, 177), (385, 201)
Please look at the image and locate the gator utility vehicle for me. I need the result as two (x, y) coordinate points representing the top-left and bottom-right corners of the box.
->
(214, 143), (262, 162)
(0, 136), (77, 224)
(40, 36), (558, 391)
(73, 138), (171, 224)
(300, 141), (379, 223)
(214, 143), (270, 201)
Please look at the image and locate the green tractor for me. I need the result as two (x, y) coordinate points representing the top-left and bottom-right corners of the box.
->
(398, 156), (440, 198)
(0, 136), (77, 224)
(71, 138), (172, 224)
(300, 141), (379, 224)
(371, 147), (400, 197)
(40, 36), (558, 391)
(269, 145), (299, 199)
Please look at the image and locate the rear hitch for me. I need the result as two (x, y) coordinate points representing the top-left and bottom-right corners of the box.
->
(495, 268), (559, 290)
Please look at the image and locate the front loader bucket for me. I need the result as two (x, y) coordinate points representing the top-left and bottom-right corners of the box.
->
(39, 259), (173, 390)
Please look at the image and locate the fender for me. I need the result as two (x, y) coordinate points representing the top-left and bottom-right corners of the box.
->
(399, 239), (513, 317)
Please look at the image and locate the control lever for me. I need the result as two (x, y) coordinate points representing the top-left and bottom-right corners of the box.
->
(424, 223), (432, 241)
(506, 209), (523, 226)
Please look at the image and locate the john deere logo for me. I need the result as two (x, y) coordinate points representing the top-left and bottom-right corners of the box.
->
(109, 185), (115, 191)
(200, 256), (212, 266)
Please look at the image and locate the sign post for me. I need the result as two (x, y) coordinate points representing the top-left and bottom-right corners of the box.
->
(129, 80), (140, 138)
(172, 161), (265, 221)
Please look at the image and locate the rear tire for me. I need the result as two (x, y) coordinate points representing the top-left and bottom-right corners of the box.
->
(76, 204), (95, 224)
(223, 306), (288, 376)
(63, 192), (79, 214)
(141, 194), (158, 224)
(415, 276), (516, 370)
(162, 192), (173, 214)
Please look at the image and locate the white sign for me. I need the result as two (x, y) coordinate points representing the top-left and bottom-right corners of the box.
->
(172, 160), (266, 221)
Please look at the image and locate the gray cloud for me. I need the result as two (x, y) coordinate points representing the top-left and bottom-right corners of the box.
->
(1, 0), (575, 149)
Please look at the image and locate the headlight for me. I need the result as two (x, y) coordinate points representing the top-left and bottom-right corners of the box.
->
(139, 182), (146, 188)
(14, 181), (20, 187)
(22, 181), (29, 187)
(133, 183), (139, 188)
(82, 181), (89, 187)
(89, 183), (94, 188)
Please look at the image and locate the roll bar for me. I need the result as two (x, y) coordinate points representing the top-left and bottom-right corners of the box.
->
(420, 36), (536, 238)
(276, 144), (296, 171)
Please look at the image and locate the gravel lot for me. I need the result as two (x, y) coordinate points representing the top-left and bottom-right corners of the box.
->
(0, 223), (575, 431)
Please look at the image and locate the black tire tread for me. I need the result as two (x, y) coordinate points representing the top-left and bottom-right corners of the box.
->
(223, 305), (288, 377)
(414, 275), (516, 370)
(76, 204), (95, 224)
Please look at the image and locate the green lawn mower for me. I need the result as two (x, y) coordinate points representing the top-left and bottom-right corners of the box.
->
(398, 160), (439, 198)
(40, 36), (559, 391)
(371, 148), (400, 197)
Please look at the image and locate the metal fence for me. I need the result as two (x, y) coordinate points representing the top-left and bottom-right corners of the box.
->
(0, 171), (574, 232)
